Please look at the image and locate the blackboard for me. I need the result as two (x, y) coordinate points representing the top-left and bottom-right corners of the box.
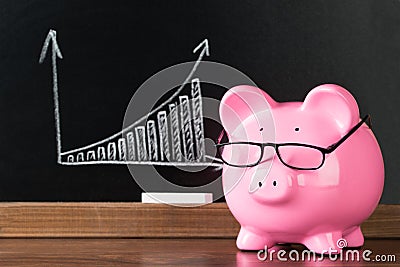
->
(0, 0), (398, 203)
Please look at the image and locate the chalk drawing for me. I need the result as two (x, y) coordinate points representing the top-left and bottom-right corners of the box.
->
(39, 29), (63, 163)
(169, 103), (182, 162)
(126, 132), (136, 161)
(179, 95), (195, 161)
(191, 78), (205, 161)
(157, 111), (169, 161)
(39, 29), (222, 167)
(146, 120), (158, 161)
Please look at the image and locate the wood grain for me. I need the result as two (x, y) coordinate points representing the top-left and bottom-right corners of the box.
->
(0, 203), (398, 238)
(0, 238), (398, 266)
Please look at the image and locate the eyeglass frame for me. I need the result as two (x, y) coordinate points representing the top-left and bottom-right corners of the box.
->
(215, 114), (371, 170)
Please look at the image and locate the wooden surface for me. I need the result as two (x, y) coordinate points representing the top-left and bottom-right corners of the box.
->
(0, 203), (398, 238)
(0, 238), (398, 266)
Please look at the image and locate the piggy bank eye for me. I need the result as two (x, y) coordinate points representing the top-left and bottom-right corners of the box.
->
(295, 127), (300, 132)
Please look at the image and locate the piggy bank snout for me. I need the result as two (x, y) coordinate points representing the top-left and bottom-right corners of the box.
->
(251, 166), (295, 204)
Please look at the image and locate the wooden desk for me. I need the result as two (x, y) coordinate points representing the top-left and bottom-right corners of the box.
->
(0, 203), (398, 266)
(0, 238), (398, 266)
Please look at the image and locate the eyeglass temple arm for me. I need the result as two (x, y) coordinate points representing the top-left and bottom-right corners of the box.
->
(326, 114), (371, 153)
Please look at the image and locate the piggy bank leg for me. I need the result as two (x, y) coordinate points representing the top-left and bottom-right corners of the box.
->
(302, 231), (343, 254)
(236, 227), (274, 251)
(343, 226), (364, 247)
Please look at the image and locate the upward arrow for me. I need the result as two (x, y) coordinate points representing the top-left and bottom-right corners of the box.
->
(39, 29), (63, 164)
(193, 39), (209, 56)
(39, 29), (63, 63)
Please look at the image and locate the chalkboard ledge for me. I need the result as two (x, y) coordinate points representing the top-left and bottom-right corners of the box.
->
(0, 203), (398, 238)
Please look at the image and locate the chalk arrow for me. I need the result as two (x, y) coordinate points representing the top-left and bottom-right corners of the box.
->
(193, 39), (209, 56)
(39, 29), (63, 164)
(39, 29), (63, 63)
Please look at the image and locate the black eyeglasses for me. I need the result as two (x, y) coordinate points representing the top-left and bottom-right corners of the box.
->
(216, 115), (371, 170)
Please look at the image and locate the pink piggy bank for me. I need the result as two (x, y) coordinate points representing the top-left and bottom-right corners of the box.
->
(218, 84), (384, 253)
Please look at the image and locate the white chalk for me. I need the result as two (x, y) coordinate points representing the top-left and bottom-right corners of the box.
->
(141, 192), (213, 204)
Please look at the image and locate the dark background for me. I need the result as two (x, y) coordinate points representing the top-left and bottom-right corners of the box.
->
(0, 0), (398, 203)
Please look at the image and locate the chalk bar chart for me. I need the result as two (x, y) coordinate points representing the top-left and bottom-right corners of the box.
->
(39, 29), (221, 167)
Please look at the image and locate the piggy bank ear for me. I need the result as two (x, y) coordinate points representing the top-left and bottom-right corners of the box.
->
(219, 85), (277, 138)
(302, 84), (360, 134)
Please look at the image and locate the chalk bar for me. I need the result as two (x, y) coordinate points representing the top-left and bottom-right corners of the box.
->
(141, 193), (213, 204)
